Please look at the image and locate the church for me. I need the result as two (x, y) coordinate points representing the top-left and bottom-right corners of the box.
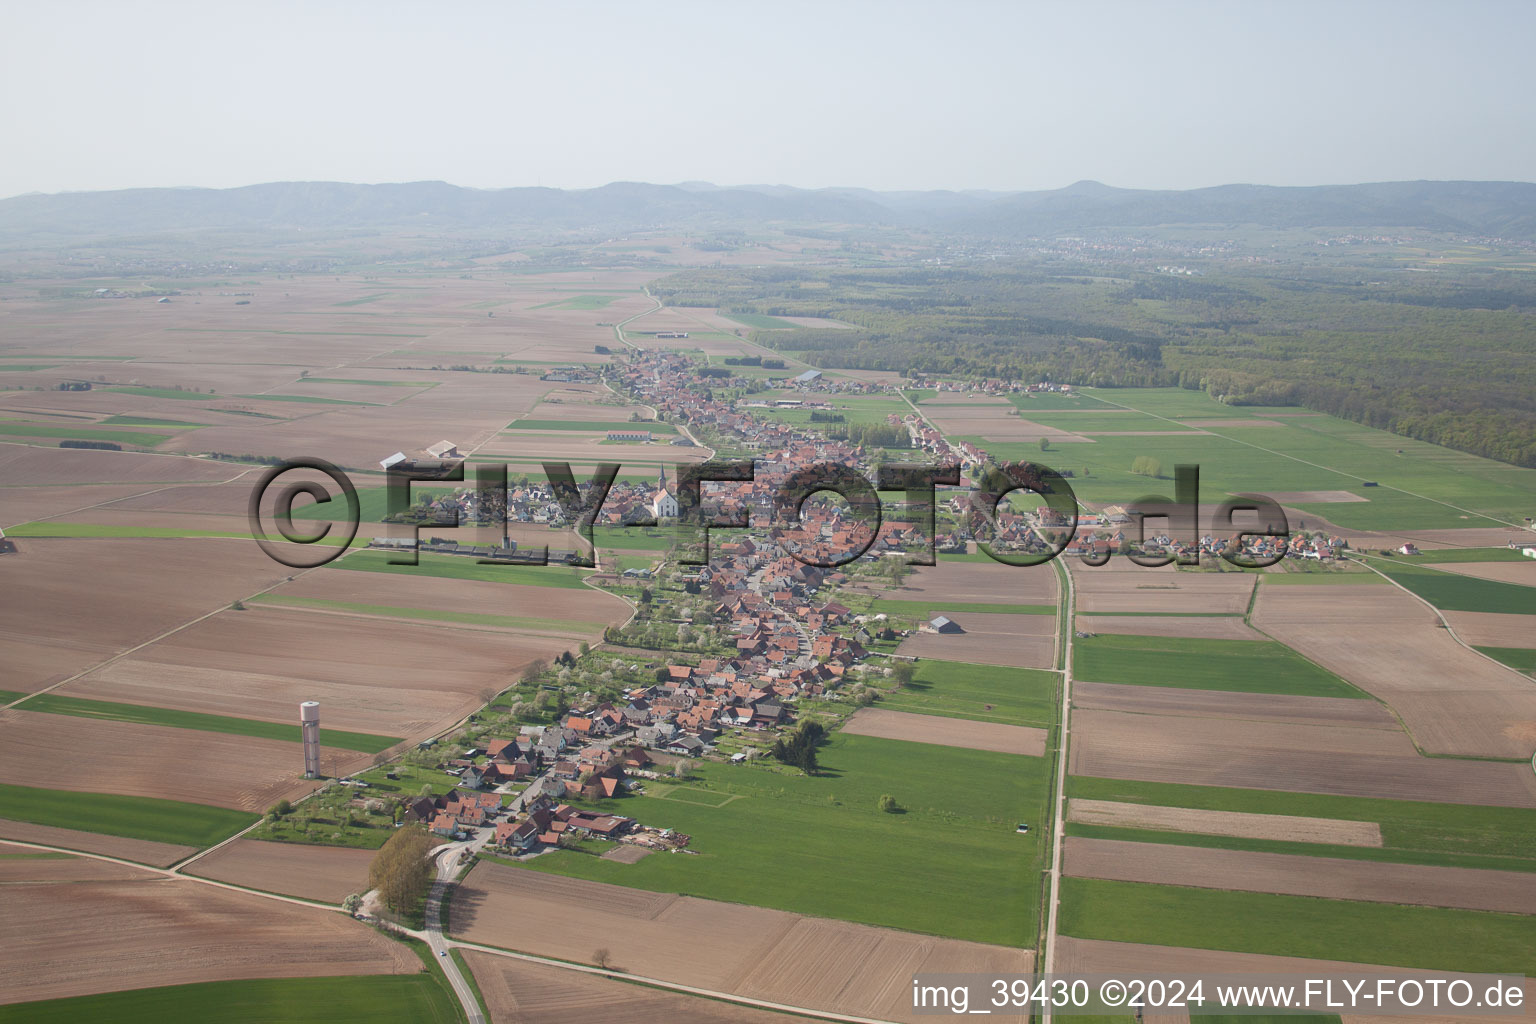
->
(651, 465), (679, 519)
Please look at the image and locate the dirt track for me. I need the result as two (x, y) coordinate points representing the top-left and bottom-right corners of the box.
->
(1063, 837), (1536, 912)
(1067, 798), (1382, 846)
(842, 707), (1047, 756)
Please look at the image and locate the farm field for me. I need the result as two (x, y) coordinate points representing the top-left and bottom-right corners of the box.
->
(0, 975), (461, 1024)
(1373, 560), (1536, 615)
(1072, 681), (1400, 731)
(1069, 708), (1536, 807)
(895, 611), (1055, 668)
(1074, 614), (1260, 640)
(1029, 387), (1536, 531)
(184, 840), (373, 903)
(840, 707), (1048, 756)
(1444, 610), (1536, 648)
(14, 692), (400, 753)
(1069, 563), (1256, 615)
(460, 951), (829, 1024)
(509, 733), (1050, 946)
(1071, 634), (1363, 698)
(0, 817), (199, 867)
(452, 860), (1031, 1024)
(1054, 937), (1534, 1011)
(1065, 799), (1383, 847)
(0, 711), (346, 813)
(58, 604), (540, 741)
(0, 879), (420, 1006)
(0, 843), (157, 883)
(1062, 837), (1536, 913)
(866, 557), (1058, 606)
(877, 659), (1058, 728)
(1253, 581), (1536, 757)
(0, 537), (292, 693)
(1058, 877), (1536, 975)
(1065, 776), (1536, 867)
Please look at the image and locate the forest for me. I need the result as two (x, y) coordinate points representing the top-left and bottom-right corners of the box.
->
(652, 257), (1536, 467)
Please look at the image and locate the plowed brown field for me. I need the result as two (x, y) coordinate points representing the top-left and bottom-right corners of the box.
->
(1064, 837), (1536, 913)
(0, 878), (417, 1005)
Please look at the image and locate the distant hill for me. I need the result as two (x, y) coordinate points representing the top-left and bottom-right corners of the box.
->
(2, 178), (1534, 243)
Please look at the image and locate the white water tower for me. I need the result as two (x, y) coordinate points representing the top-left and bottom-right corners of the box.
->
(300, 701), (321, 778)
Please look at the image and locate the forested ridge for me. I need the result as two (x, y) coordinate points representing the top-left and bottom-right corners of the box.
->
(653, 262), (1536, 467)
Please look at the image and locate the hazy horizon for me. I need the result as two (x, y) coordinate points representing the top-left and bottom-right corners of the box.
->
(4, 0), (1534, 201)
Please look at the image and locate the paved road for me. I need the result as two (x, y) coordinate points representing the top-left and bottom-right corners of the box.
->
(424, 841), (487, 1024)
(1041, 558), (1076, 1024)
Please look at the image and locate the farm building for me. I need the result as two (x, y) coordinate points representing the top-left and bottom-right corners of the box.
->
(425, 440), (462, 460)
(654, 331), (688, 339)
(929, 615), (964, 634)
(793, 369), (822, 384)
(607, 430), (653, 442)
(0, 528), (16, 555)
(380, 451), (408, 471)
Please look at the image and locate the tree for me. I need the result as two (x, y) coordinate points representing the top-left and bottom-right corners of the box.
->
(230, 599), (246, 611)
(521, 658), (548, 684)
(1038, 437), (1051, 452)
(890, 661), (916, 689)
(1131, 455), (1165, 479)
(639, 587), (653, 606)
(593, 947), (613, 969)
(878, 794), (900, 813)
(368, 827), (433, 915)
(270, 799), (292, 817)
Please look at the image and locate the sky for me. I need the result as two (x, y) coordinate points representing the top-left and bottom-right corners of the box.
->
(3, 0), (1534, 199)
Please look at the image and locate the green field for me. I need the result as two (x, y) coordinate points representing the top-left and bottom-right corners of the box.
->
(1006, 391), (1119, 411)
(1067, 776), (1536, 864)
(101, 414), (205, 427)
(956, 387), (1536, 531)
(236, 393), (382, 406)
(722, 311), (801, 330)
(105, 386), (208, 401)
(1071, 634), (1363, 698)
(1373, 561), (1536, 614)
(1475, 646), (1536, 674)
(332, 292), (390, 306)
(330, 549), (593, 589)
(861, 596), (1055, 618)
(506, 418), (676, 433)
(1394, 548), (1533, 563)
(879, 659), (1058, 728)
(296, 377), (434, 387)
(1060, 877), (1536, 975)
(531, 293), (626, 310)
(506, 733), (1051, 946)
(0, 422), (172, 446)
(251, 593), (607, 632)
(0, 783), (255, 848)
(6, 522), (250, 539)
(0, 975), (461, 1024)
(16, 693), (400, 753)
(0, 690), (29, 703)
